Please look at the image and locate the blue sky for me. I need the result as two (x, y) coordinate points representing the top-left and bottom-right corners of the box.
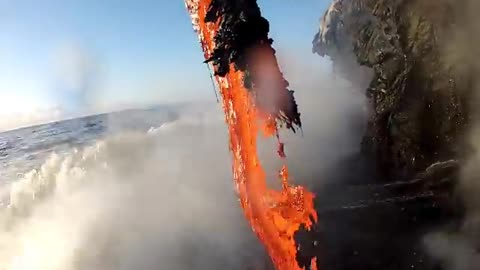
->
(0, 0), (330, 124)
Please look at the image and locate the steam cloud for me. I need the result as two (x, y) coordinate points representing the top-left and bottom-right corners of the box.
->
(0, 51), (366, 269)
(423, 1), (480, 268)
(0, 109), (267, 270)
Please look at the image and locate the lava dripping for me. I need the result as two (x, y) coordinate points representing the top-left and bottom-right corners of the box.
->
(184, 1), (319, 269)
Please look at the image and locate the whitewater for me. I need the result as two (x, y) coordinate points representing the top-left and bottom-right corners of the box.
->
(0, 64), (365, 269)
(0, 104), (273, 270)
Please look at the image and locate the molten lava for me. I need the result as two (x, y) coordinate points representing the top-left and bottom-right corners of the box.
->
(185, 1), (319, 269)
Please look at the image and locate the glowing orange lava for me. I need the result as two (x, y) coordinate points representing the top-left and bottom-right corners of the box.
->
(185, 1), (319, 269)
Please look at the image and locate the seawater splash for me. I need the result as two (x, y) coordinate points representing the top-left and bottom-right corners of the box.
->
(185, 1), (319, 269)
(0, 118), (269, 270)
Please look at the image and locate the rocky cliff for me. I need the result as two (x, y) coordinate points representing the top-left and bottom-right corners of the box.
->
(313, 0), (472, 181)
(300, 1), (480, 269)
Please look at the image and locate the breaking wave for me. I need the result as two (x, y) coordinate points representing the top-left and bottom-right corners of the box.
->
(0, 113), (267, 270)
(0, 64), (366, 270)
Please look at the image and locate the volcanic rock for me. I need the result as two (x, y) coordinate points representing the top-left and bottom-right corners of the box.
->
(302, 1), (480, 269)
(313, 0), (472, 181)
(204, 0), (302, 131)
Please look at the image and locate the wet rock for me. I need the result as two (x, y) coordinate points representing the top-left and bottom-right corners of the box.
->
(313, 0), (471, 181)
(304, 1), (476, 269)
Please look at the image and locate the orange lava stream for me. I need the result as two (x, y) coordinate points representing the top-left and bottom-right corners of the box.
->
(185, 1), (319, 269)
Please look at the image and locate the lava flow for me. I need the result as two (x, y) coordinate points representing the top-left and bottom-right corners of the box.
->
(185, 1), (319, 269)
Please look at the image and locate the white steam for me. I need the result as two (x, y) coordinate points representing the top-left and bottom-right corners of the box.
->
(424, 126), (480, 270)
(0, 113), (269, 270)
(0, 51), (367, 269)
(52, 42), (98, 95)
(422, 1), (480, 268)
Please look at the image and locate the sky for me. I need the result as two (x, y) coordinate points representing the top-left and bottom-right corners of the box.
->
(0, 0), (331, 130)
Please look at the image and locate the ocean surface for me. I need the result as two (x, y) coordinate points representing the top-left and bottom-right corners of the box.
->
(0, 103), (267, 270)
(0, 106), (179, 195)
(0, 80), (368, 269)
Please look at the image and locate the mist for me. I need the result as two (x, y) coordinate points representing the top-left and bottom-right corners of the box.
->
(259, 52), (368, 188)
(0, 110), (266, 270)
(0, 48), (368, 270)
(422, 0), (480, 268)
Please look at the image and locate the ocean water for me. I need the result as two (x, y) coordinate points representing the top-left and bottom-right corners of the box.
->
(0, 104), (268, 270)
(0, 77), (367, 269)
(0, 107), (177, 187)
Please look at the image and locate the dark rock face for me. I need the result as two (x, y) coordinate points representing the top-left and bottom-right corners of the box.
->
(313, 0), (471, 181)
(293, 156), (463, 270)
(204, 0), (302, 131)
(197, 1), (475, 269)
(303, 1), (476, 269)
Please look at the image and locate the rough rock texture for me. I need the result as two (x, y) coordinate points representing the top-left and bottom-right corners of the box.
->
(195, 1), (476, 269)
(299, 1), (478, 269)
(313, 0), (472, 181)
(204, 0), (302, 131)
(293, 156), (463, 270)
